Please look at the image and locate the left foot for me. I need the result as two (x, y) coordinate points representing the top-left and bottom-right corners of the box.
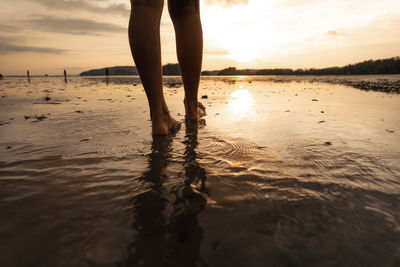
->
(152, 111), (181, 135)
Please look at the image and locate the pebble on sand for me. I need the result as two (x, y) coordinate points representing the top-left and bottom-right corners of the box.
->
(330, 79), (400, 94)
(324, 142), (332, 146)
(24, 114), (48, 121)
(165, 81), (183, 88)
(202, 95), (208, 99)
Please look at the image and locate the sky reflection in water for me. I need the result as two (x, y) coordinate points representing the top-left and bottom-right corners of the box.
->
(0, 76), (399, 266)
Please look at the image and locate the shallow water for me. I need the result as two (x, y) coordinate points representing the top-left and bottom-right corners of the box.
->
(0, 75), (399, 267)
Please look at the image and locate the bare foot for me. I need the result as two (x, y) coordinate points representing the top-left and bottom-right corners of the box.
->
(184, 100), (207, 120)
(152, 111), (181, 135)
(197, 101), (206, 118)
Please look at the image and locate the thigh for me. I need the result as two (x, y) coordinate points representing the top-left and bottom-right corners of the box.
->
(168, 0), (200, 19)
(131, 0), (164, 10)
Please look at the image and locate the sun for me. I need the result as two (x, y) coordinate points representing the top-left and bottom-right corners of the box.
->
(227, 46), (257, 62)
(216, 22), (260, 62)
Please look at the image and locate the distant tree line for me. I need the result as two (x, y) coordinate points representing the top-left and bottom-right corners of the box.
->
(201, 57), (400, 76)
(162, 63), (181, 76)
(218, 67), (256, 76)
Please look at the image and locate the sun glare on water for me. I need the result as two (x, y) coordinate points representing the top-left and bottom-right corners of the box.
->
(229, 89), (255, 119)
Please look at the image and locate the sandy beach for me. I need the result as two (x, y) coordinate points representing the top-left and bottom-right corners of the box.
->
(0, 75), (400, 266)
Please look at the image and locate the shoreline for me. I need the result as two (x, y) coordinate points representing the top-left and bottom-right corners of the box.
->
(1, 74), (400, 94)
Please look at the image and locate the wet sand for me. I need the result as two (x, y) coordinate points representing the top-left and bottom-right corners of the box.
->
(0, 75), (399, 266)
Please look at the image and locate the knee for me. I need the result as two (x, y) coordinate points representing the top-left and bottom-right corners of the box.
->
(131, 0), (163, 11)
(168, 0), (200, 20)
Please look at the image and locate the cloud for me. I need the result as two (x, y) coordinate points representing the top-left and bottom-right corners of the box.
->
(0, 24), (19, 32)
(277, 0), (318, 6)
(204, 48), (229, 55)
(0, 36), (67, 54)
(24, 0), (130, 16)
(326, 30), (339, 36)
(0, 44), (66, 53)
(205, 0), (248, 7)
(23, 16), (126, 35)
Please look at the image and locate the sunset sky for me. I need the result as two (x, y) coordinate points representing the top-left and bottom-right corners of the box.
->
(0, 0), (399, 75)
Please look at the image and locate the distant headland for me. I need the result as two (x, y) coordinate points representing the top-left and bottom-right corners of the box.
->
(79, 57), (400, 77)
(80, 63), (181, 76)
(80, 66), (138, 76)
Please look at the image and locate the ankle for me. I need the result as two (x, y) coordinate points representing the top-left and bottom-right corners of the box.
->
(151, 104), (169, 116)
(185, 108), (198, 120)
(152, 111), (169, 122)
(184, 97), (197, 109)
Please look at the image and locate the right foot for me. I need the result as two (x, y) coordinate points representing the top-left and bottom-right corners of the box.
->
(184, 100), (206, 120)
(152, 111), (181, 135)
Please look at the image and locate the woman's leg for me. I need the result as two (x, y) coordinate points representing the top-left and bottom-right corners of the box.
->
(168, 0), (205, 120)
(129, 0), (180, 135)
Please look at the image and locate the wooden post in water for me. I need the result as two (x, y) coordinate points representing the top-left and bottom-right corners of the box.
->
(27, 70), (30, 83)
(105, 68), (109, 85)
(64, 69), (67, 83)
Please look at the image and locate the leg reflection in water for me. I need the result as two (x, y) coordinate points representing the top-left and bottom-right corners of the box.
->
(126, 122), (208, 267)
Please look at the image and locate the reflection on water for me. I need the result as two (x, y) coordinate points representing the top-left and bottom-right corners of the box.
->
(127, 122), (207, 266)
(229, 89), (255, 120)
(0, 76), (399, 266)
